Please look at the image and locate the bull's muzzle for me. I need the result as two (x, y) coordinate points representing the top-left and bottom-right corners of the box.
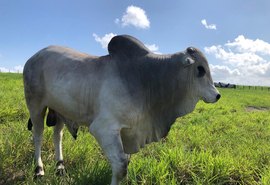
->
(216, 94), (221, 101)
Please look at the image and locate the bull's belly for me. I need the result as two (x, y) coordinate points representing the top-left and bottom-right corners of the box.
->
(45, 93), (95, 124)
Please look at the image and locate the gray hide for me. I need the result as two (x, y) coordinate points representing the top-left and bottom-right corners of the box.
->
(24, 35), (219, 153)
(23, 35), (220, 184)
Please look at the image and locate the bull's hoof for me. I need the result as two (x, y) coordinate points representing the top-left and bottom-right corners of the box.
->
(56, 161), (66, 176)
(34, 166), (44, 179)
(56, 168), (66, 176)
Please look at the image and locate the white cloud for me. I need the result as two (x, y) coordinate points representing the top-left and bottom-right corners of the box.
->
(209, 64), (241, 83)
(201, 19), (217, 30)
(205, 45), (265, 66)
(210, 64), (240, 76)
(114, 18), (120, 24)
(0, 65), (24, 73)
(14, 65), (24, 73)
(93, 33), (117, 49)
(145, 44), (160, 54)
(225, 35), (270, 55)
(0, 67), (9, 72)
(205, 35), (270, 86)
(116, 5), (150, 29)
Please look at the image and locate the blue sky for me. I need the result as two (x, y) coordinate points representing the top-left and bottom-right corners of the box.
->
(1, 0), (270, 85)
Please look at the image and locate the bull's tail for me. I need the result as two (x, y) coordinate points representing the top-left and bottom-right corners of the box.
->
(27, 108), (57, 131)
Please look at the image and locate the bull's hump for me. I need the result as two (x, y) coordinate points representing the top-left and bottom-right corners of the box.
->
(108, 35), (150, 59)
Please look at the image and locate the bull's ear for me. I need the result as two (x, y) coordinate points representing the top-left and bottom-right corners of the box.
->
(183, 57), (195, 66)
(182, 47), (196, 67)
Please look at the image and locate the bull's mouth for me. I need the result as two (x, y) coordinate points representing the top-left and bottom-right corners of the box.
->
(202, 97), (211, 103)
(202, 96), (220, 103)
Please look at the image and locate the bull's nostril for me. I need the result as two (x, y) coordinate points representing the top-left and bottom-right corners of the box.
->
(216, 94), (221, 100)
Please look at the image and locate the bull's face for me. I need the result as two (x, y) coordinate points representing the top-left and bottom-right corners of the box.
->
(185, 47), (221, 103)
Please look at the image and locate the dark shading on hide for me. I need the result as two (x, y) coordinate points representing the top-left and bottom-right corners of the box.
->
(46, 109), (57, 127)
(27, 118), (32, 131)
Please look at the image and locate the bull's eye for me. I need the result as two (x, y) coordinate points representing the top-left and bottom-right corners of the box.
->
(197, 66), (206, 77)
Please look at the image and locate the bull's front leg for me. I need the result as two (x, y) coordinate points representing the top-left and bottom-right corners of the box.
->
(90, 121), (128, 185)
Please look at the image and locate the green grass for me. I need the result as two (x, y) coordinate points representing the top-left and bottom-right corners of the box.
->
(1, 73), (270, 185)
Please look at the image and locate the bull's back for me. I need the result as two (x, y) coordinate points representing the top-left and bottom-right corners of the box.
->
(23, 46), (105, 122)
(24, 46), (90, 94)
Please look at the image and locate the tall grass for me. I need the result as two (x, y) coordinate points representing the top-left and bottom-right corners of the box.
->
(1, 73), (270, 184)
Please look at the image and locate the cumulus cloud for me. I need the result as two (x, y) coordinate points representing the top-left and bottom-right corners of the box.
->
(0, 65), (24, 73)
(201, 19), (217, 30)
(205, 45), (265, 66)
(209, 64), (241, 83)
(145, 44), (161, 54)
(14, 65), (24, 73)
(205, 35), (270, 86)
(210, 64), (240, 76)
(116, 5), (150, 29)
(0, 67), (9, 72)
(225, 35), (270, 55)
(93, 33), (117, 49)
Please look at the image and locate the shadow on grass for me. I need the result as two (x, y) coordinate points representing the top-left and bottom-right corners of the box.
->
(0, 168), (26, 185)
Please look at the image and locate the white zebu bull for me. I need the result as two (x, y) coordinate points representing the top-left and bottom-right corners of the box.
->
(23, 35), (220, 185)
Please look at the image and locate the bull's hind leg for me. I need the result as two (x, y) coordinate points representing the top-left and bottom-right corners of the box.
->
(53, 117), (66, 176)
(29, 107), (47, 178)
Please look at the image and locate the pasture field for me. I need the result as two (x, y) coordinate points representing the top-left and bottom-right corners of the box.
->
(1, 72), (270, 185)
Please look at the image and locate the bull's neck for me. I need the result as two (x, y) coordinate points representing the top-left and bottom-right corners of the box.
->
(145, 57), (197, 139)
(140, 55), (189, 113)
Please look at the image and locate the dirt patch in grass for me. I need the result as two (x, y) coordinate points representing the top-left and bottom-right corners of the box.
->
(246, 106), (270, 112)
(0, 170), (26, 185)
